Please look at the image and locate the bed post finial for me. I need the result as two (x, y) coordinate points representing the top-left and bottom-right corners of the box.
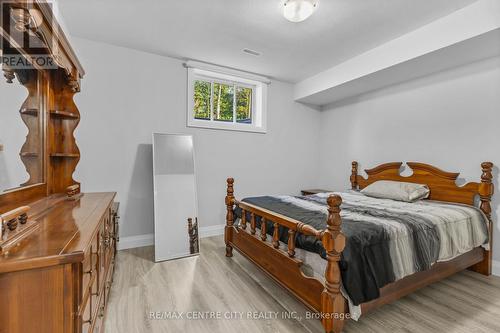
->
(479, 162), (494, 221)
(469, 162), (494, 276)
(225, 178), (235, 257)
(321, 195), (346, 333)
(350, 161), (358, 190)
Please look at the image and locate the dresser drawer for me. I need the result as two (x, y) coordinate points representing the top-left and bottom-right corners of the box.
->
(79, 292), (92, 333)
(104, 259), (115, 302)
(91, 294), (106, 333)
(90, 271), (100, 320)
(82, 229), (99, 301)
(82, 250), (92, 295)
(97, 222), (107, 291)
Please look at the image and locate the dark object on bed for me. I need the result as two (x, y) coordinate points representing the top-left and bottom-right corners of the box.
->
(224, 161), (494, 333)
(301, 189), (333, 196)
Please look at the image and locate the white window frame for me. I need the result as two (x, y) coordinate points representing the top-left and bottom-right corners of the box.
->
(186, 61), (268, 133)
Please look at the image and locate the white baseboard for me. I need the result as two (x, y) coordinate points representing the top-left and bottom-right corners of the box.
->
(493, 260), (500, 277)
(199, 224), (225, 238)
(118, 233), (154, 250)
(118, 224), (225, 250)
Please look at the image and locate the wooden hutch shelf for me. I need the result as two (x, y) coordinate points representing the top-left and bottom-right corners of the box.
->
(20, 152), (39, 157)
(50, 153), (80, 158)
(20, 108), (39, 116)
(49, 110), (79, 119)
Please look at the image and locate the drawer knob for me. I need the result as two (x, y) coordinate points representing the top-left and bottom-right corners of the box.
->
(99, 305), (105, 318)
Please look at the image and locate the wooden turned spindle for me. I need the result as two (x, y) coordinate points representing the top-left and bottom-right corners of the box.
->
(297, 222), (323, 239)
(350, 161), (358, 190)
(470, 162), (495, 276)
(287, 230), (296, 257)
(188, 218), (195, 254)
(260, 218), (267, 241)
(241, 209), (247, 230)
(225, 178), (235, 257)
(272, 222), (279, 249)
(187, 217), (199, 254)
(479, 162), (494, 221)
(250, 212), (256, 235)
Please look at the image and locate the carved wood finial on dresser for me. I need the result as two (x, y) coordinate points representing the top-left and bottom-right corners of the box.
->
(68, 78), (80, 93)
(3, 68), (15, 84)
(225, 178), (235, 257)
(66, 184), (81, 199)
(350, 161), (359, 190)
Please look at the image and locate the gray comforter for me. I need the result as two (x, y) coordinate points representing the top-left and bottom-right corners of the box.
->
(235, 191), (488, 305)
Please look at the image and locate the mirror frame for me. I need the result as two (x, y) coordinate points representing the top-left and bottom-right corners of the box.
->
(0, 0), (85, 212)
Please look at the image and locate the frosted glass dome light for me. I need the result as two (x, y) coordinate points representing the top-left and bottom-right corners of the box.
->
(283, 0), (318, 23)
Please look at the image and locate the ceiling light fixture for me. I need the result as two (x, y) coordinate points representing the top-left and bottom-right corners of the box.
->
(283, 0), (318, 23)
(243, 48), (261, 56)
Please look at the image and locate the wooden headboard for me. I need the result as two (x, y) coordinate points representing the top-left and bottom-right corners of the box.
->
(349, 161), (493, 208)
(350, 161), (494, 275)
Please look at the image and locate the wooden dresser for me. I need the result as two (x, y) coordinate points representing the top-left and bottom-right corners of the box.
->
(0, 2), (119, 332)
(0, 193), (119, 333)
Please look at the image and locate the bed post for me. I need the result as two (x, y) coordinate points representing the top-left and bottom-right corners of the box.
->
(470, 162), (494, 275)
(225, 178), (235, 257)
(350, 161), (358, 190)
(321, 195), (347, 333)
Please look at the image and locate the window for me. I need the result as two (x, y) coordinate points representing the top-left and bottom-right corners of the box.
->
(187, 62), (268, 133)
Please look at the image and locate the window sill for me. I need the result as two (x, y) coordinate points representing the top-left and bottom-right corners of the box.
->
(187, 120), (266, 134)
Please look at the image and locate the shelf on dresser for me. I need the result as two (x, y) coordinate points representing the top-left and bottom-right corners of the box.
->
(20, 152), (39, 157)
(20, 108), (39, 116)
(50, 153), (80, 158)
(49, 110), (79, 119)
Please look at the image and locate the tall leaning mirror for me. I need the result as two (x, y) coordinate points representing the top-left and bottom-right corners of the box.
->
(152, 133), (199, 262)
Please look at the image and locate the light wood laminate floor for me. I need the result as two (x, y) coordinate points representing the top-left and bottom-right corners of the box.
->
(104, 236), (500, 333)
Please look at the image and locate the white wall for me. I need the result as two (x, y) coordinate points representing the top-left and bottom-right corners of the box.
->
(70, 36), (500, 267)
(318, 56), (500, 262)
(294, 0), (500, 104)
(72, 37), (321, 239)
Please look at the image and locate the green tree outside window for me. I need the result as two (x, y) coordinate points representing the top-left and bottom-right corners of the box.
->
(193, 80), (253, 124)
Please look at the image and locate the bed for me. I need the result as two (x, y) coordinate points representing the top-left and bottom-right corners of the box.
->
(223, 161), (494, 333)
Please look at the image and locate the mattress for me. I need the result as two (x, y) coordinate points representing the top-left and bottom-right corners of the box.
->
(234, 190), (489, 319)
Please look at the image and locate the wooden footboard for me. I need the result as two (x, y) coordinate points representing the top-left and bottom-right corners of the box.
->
(224, 178), (347, 333)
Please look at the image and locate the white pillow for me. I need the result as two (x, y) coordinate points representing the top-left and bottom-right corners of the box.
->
(360, 180), (430, 202)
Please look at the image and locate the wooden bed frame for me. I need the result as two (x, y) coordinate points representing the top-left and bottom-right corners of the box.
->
(224, 161), (494, 333)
